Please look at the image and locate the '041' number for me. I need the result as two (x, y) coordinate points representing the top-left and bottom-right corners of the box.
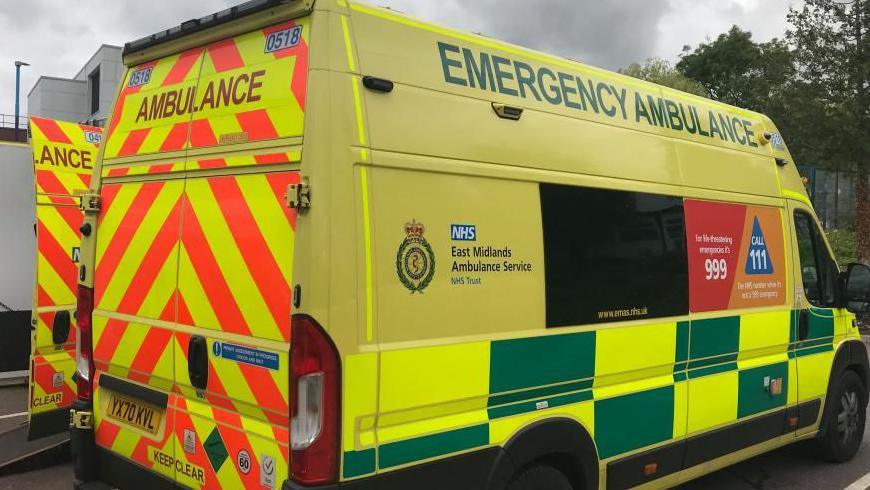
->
(704, 258), (728, 280)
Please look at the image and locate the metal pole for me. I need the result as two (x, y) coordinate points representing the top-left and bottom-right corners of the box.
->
(13, 61), (28, 141)
(14, 64), (20, 132)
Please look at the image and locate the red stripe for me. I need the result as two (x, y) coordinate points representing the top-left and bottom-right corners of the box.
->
(117, 128), (151, 156)
(95, 418), (121, 449)
(160, 122), (190, 151)
(238, 363), (288, 420)
(32, 361), (75, 406)
(107, 61), (155, 138)
(94, 183), (164, 303)
(195, 158), (226, 169)
(148, 163), (174, 174)
(36, 221), (78, 296)
(188, 119), (217, 148)
(253, 153), (288, 165)
(235, 109), (278, 142)
(128, 326), (173, 380)
(162, 48), (203, 86)
(106, 168), (130, 178)
(93, 317), (127, 366)
(209, 176), (290, 340)
(265, 172), (299, 231)
(96, 184), (122, 227)
(36, 168), (75, 195)
(180, 197), (251, 336)
(36, 285), (55, 309)
(31, 117), (73, 144)
(112, 201), (182, 317)
(206, 38), (245, 72)
(177, 291), (193, 326)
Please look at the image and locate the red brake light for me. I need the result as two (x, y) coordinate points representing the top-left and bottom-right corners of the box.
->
(75, 285), (95, 402)
(290, 314), (340, 485)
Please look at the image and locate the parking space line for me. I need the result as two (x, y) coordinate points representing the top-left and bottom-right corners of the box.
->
(0, 411), (26, 420)
(845, 471), (870, 490)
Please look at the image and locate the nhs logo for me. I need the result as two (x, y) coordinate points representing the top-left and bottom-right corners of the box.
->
(451, 224), (476, 241)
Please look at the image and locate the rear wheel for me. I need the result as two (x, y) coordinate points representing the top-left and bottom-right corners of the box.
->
(816, 370), (866, 462)
(507, 464), (573, 490)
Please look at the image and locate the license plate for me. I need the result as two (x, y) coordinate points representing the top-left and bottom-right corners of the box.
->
(106, 392), (164, 435)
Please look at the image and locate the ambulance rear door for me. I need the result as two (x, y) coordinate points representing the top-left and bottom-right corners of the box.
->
(27, 116), (101, 439)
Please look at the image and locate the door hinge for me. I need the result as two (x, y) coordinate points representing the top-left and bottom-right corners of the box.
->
(286, 181), (310, 210)
(70, 409), (94, 429)
(79, 193), (102, 213)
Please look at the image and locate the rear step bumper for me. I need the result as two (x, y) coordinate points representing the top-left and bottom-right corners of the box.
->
(78, 445), (503, 490)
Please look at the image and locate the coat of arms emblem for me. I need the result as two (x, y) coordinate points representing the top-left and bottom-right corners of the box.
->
(396, 220), (435, 293)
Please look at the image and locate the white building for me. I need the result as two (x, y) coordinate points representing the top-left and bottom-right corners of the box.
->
(27, 44), (123, 127)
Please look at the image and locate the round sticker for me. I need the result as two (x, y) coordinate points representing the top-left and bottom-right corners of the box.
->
(237, 449), (251, 475)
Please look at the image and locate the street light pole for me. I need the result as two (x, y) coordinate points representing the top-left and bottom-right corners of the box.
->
(14, 61), (29, 140)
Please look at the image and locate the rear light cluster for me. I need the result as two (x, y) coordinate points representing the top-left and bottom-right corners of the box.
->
(290, 314), (341, 485)
(75, 285), (95, 401)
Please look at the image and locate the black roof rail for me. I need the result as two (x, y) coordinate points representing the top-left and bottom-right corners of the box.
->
(123, 0), (293, 56)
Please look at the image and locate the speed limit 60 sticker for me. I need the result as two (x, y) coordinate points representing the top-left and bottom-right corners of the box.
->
(685, 200), (786, 312)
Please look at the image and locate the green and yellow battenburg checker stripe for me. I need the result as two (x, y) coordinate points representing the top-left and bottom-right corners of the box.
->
(339, 308), (848, 479)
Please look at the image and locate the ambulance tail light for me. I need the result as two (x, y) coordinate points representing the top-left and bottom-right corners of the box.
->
(75, 285), (95, 402)
(290, 314), (340, 485)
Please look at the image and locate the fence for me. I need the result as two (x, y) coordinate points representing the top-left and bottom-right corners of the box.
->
(798, 165), (866, 230)
(0, 114), (28, 130)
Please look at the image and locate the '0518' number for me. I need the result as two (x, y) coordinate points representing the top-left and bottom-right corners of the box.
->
(264, 26), (302, 53)
(704, 258), (728, 280)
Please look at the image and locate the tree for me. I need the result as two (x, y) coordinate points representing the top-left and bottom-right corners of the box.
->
(619, 57), (707, 97)
(676, 26), (795, 113)
(788, 0), (870, 262)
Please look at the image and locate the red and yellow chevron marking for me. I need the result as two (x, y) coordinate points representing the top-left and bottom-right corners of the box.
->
(29, 117), (101, 415)
(92, 315), (176, 393)
(185, 149), (302, 171)
(102, 161), (186, 179)
(103, 16), (310, 160)
(172, 396), (289, 489)
(30, 350), (76, 414)
(176, 172), (298, 343)
(92, 171), (295, 429)
(94, 179), (183, 321)
(103, 48), (203, 159)
(93, 373), (177, 481)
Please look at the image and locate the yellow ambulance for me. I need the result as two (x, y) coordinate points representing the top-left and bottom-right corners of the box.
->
(27, 117), (102, 440)
(69, 0), (870, 489)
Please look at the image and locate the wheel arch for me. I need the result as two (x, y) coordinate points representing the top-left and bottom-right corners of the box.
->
(818, 339), (869, 437)
(486, 417), (599, 490)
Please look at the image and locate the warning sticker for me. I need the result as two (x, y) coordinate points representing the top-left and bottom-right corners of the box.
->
(685, 200), (786, 312)
(212, 341), (279, 370)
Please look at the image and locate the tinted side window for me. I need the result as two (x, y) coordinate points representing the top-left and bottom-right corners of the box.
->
(794, 211), (838, 307)
(540, 184), (689, 327)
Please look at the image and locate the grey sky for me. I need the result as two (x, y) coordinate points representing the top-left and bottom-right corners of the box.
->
(0, 0), (797, 118)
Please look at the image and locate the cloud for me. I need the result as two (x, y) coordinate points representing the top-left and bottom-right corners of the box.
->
(0, 0), (797, 118)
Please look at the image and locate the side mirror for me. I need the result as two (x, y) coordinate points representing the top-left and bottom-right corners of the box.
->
(843, 263), (870, 314)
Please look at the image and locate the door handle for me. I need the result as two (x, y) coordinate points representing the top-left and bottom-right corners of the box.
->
(52, 310), (71, 345)
(798, 310), (809, 341)
(188, 335), (208, 390)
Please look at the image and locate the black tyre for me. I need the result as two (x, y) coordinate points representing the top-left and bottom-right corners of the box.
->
(816, 370), (866, 462)
(507, 464), (573, 490)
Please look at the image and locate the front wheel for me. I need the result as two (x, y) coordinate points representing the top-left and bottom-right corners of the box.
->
(816, 370), (866, 462)
(506, 464), (573, 490)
